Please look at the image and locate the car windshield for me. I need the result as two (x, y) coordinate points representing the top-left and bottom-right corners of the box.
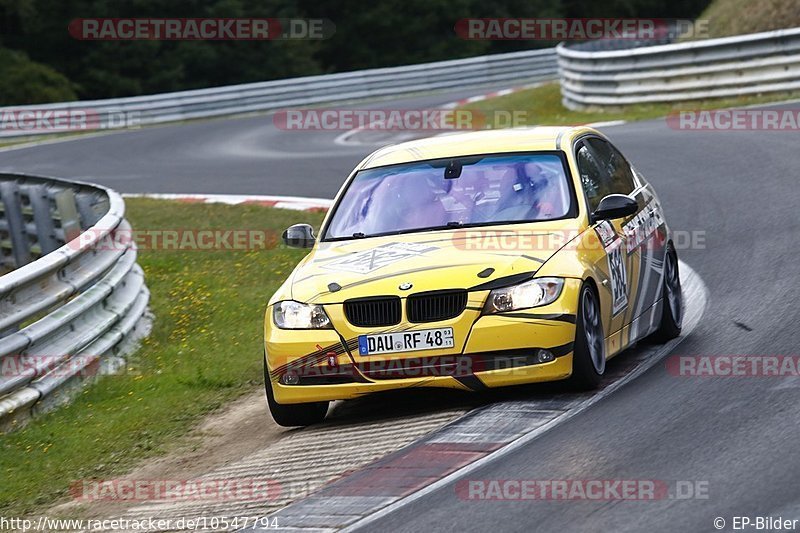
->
(324, 153), (573, 239)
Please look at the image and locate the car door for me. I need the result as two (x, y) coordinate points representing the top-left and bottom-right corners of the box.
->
(574, 136), (643, 342)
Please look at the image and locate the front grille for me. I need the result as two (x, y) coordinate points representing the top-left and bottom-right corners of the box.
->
(407, 290), (468, 323)
(344, 296), (401, 327)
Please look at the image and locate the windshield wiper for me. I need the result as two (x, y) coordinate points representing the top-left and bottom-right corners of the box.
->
(341, 223), (462, 241)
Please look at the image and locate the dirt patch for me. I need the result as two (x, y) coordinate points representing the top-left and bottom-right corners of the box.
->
(48, 388), (285, 519)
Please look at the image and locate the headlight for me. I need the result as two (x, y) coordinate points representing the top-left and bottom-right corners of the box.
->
(483, 277), (564, 313)
(273, 300), (332, 329)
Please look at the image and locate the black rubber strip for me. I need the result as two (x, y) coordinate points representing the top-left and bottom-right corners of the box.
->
(468, 271), (537, 292)
(498, 312), (577, 324)
(453, 374), (489, 391)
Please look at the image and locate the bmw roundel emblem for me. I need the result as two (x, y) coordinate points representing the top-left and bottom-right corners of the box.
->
(399, 282), (413, 290)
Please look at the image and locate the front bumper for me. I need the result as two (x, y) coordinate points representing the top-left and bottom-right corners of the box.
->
(264, 279), (581, 404)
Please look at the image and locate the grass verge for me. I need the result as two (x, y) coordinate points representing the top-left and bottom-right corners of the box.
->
(694, 0), (800, 39)
(0, 199), (325, 516)
(461, 82), (800, 127)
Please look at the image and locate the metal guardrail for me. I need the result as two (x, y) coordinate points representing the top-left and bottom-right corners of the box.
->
(1, 48), (558, 138)
(557, 27), (800, 109)
(6, 28), (800, 134)
(0, 175), (150, 431)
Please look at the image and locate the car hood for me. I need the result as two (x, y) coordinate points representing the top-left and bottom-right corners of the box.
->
(281, 221), (581, 304)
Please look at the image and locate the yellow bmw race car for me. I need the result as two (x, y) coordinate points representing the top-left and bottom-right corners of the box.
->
(263, 126), (683, 426)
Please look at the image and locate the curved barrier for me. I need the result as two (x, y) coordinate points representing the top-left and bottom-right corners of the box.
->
(1, 48), (557, 138)
(0, 174), (150, 431)
(557, 27), (800, 109)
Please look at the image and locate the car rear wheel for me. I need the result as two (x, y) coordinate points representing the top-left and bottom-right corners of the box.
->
(263, 357), (329, 427)
(651, 244), (683, 343)
(569, 283), (606, 390)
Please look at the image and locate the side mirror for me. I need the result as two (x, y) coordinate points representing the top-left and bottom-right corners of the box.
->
(282, 223), (316, 248)
(591, 194), (638, 222)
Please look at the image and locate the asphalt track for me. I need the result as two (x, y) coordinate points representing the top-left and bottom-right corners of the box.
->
(0, 87), (513, 197)
(3, 90), (799, 532)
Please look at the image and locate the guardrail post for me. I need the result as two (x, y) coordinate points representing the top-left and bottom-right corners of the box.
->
(0, 182), (30, 271)
(76, 192), (108, 229)
(25, 184), (59, 257)
(52, 188), (82, 243)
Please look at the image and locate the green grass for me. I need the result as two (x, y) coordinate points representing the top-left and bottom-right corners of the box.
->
(694, 0), (800, 39)
(461, 82), (800, 127)
(0, 199), (325, 516)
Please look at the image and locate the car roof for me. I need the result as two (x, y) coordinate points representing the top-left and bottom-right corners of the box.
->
(358, 126), (600, 169)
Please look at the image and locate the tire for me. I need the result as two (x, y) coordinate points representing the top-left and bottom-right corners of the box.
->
(263, 357), (329, 427)
(650, 244), (683, 343)
(568, 282), (606, 390)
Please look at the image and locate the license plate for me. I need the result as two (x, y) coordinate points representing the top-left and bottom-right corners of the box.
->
(358, 327), (455, 356)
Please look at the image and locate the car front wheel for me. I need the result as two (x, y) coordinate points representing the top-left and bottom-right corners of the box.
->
(569, 282), (606, 390)
(263, 357), (329, 427)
